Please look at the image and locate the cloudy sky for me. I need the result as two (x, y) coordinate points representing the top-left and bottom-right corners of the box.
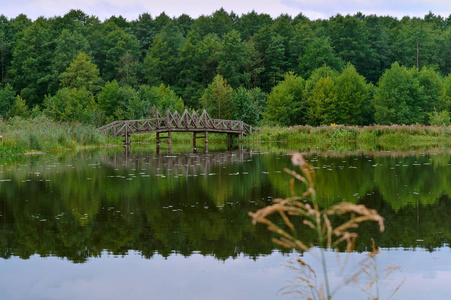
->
(1, 0), (451, 21)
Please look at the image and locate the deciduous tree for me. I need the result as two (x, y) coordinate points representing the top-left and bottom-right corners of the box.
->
(10, 18), (54, 106)
(0, 83), (15, 117)
(43, 87), (95, 122)
(334, 63), (372, 125)
(264, 72), (305, 126)
(60, 52), (102, 93)
(217, 30), (249, 88)
(373, 62), (425, 124)
(201, 74), (234, 119)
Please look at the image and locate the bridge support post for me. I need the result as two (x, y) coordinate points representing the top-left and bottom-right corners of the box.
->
(193, 131), (208, 152)
(156, 132), (172, 146)
(156, 132), (172, 154)
(193, 132), (197, 149)
(124, 125), (130, 145)
(226, 133), (233, 149)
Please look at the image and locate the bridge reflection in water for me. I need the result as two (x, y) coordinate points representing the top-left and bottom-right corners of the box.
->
(107, 147), (258, 177)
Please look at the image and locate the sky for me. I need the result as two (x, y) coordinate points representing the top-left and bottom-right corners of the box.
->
(1, 0), (451, 21)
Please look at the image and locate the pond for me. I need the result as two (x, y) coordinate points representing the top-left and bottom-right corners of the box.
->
(0, 146), (450, 299)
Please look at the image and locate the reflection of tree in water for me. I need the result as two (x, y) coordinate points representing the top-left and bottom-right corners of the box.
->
(358, 192), (451, 252)
(0, 150), (450, 262)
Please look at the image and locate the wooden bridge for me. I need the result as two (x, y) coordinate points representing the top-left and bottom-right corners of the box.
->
(98, 109), (259, 147)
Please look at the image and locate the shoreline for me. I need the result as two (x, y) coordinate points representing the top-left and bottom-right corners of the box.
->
(1, 120), (450, 157)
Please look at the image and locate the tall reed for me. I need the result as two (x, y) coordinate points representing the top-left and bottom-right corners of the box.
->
(0, 116), (117, 156)
(249, 153), (402, 299)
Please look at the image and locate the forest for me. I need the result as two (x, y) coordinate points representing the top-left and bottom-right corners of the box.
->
(1, 8), (451, 127)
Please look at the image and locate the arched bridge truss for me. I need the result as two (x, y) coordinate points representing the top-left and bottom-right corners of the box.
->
(98, 109), (259, 145)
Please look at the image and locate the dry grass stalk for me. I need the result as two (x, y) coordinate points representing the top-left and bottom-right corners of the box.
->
(249, 153), (403, 299)
(355, 239), (405, 300)
(249, 153), (384, 253)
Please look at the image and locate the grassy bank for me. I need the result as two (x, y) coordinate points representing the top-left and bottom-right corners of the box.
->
(0, 116), (119, 156)
(2, 118), (450, 157)
(131, 124), (451, 150)
(245, 124), (451, 148)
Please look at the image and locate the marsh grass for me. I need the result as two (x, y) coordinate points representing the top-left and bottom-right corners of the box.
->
(106, 124), (451, 151)
(0, 116), (117, 156)
(249, 153), (403, 299)
(246, 124), (451, 149)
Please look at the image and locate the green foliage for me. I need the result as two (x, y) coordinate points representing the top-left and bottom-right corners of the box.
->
(100, 83), (185, 121)
(0, 83), (16, 117)
(4, 10), (451, 126)
(60, 52), (102, 92)
(306, 76), (337, 125)
(103, 26), (140, 82)
(147, 84), (185, 113)
(363, 15), (392, 83)
(217, 30), (249, 88)
(304, 61), (372, 126)
(0, 115), (111, 153)
(130, 13), (156, 54)
(264, 72), (305, 126)
(334, 63), (372, 125)
(248, 87), (267, 117)
(264, 34), (286, 87)
(0, 17), (14, 83)
(113, 85), (138, 120)
(190, 8), (235, 38)
(201, 74), (234, 119)
(232, 87), (260, 125)
(236, 10), (273, 41)
(10, 19), (53, 106)
(97, 80), (122, 118)
(327, 14), (376, 81)
(428, 109), (451, 126)
(304, 65), (340, 100)
(244, 38), (264, 88)
(298, 36), (344, 79)
(143, 23), (184, 86)
(49, 29), (90, 93)
(415, 66), (446, 117)
(251, 124), (451, 150)
(116, 51), (140, 88)
(43, 87), (96, 123)
(177, 30), (219, 108)
(137, 85), (158, 109)
(392, 18), (439, 70)
(373, 62), (425, 125)
(8, 95), (29, 118)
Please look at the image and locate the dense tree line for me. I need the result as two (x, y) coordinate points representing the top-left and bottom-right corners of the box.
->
(0, 9), (451, 126)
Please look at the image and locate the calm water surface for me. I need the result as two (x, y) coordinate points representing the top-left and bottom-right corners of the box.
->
(0, 147), (450, 299)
